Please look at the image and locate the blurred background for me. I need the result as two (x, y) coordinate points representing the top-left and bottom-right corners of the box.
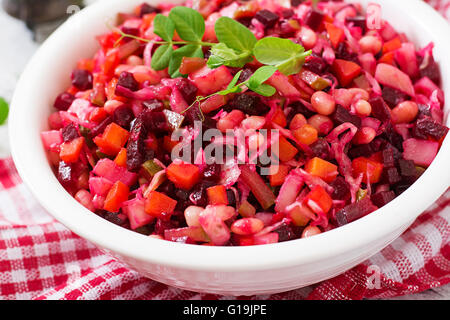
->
(0, 0), (97, 156)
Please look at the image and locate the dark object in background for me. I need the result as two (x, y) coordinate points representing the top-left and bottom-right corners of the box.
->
(2, 0), (84, 42)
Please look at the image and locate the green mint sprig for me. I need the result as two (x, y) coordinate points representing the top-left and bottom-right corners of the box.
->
(114, 6), (312, 79)
(0, 97), (9, 125)
(182, 65), (277, 116)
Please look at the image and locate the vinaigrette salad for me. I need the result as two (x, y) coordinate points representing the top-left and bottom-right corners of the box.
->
(41, 0), (448, 246)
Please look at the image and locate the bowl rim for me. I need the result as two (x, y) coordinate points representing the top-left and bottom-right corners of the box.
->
(9, 0), (450, 272)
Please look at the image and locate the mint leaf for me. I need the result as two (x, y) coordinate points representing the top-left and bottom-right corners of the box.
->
(227, 70), (243, 90)
(153, 14), (175, 42)
(214, 17), (257, 53)
(0, 97), (8, 125)
(207, 55), (226, 69)
(208, 43), (253, 68)
(253, 37), (311, 75)
(247, 66), (277, 90)
(169, 6), (205, 42)
(151, 44), (173, 70)
(169, 44), (203, 78)
(249, 84), (276, 97)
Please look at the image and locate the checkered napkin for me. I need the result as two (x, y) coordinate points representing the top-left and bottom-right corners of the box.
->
(0, 155), (449, 300)
(1, 0), (450, 301)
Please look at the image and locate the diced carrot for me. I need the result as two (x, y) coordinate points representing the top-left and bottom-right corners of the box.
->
(67, 86), (79, 96)
(352, 157), (384, 183)
(207, 185), (229, 206)
(102, 49), (120, 78)
(292, 124), (318, 145)
(289, 113), (308, 130)
(141, 13), (157, 31)
(266, 107), (287, 128)
(77, 59), (95, 72)
(304, 157), (338, 183)
(163, 136), (180, 152)
(179, 57), (206, 75)
(331, 59), (362, 87)
(276, 136), (298, 162)
(59, 137), (85, 163)
(166, 162), (201, 190)
(89, 107), (109, 123)
(93, 123), (130, 156)
(144, 191), (177, 220)
(104, 181), (130, 213)
(378, 51), (396, 65)
(382, 37), (402, 54)
(325, 22), (345, 48)
(114, 148), (127, 167)
(303, 185), (333, 215)
(268, 164), (290, 187)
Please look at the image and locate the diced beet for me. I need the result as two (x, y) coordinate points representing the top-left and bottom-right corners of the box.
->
(417, 104), (431, 119)
(203, 164), (222, 181)
(414, 117), (449, 141)
(54, 92), (75, 111)
(381, 148), (395, 168)
(154, 219), (178, 236)
(228, 94), (269, 116)
(348, 144), (374, 159)
(143, 99), (164, 111)
(346, 16), (366, 33)
(113, 105), (134, 130)
(140, 110), (169, 134)
(305, 8), (324, 31)
(255, 10), (279, 29)
(369, 96), (391, 122)
(121, 26), (140, 39)
(291, 0), (303, 7)
(57, 161), (74, 189)
(335, 197), (377, 226)
(226, 189), (236, 208)
(382, 86), (409, 108)
(332, 105), (362, 128)
(397, 159), (418, 183)
(394, 183), (410, 195)
(139, 3), (159, 16)
(102, 211), (130, 228)
(335, 42), (359, 64)
(289, 101), (315, 119)
(384, 143), (402, 160)
(273, 223), (300, 242)
(371, 191), (396, 208)
(176, 78), (198, 105)
(175, 189), (190, 201)
(382, 124), (403, 151)
(61, 124), (80, 142)
(238, 68), (253, 83)
(304, 55), (328, 75)
(89, 116), (113, 138)
(420, 58), (441, 86)
(382, 167), (401, 185)
(348, 138), (385, 159)
(310, 139), (331, 159)
(183, 102), (204, 126)
(126, 117), (147, 172)
(330, 176), (351, 201)
(189, 181), (215, 207)
(117, 71), (139, 92)
(281, 9), (295, 19)
(71, 69), (93, 91)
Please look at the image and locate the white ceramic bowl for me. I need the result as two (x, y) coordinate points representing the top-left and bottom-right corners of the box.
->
(9, 0), (450, 296)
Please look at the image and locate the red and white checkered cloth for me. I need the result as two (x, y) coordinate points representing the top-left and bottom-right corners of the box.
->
(0, 155), (449, 300)
(1, 0), (450, 301)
